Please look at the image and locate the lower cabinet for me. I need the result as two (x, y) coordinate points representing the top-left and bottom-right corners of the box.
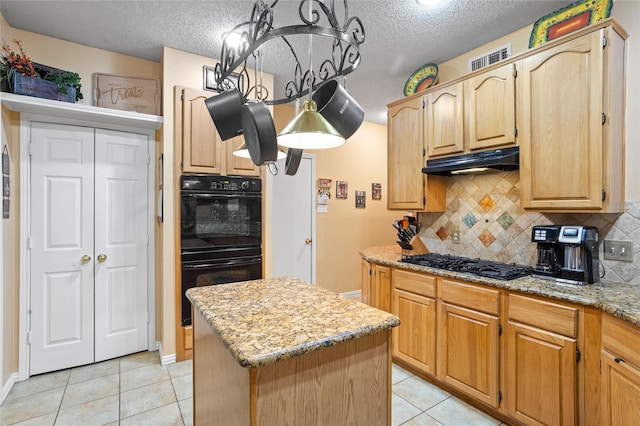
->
(600, 314), (640, 426)
(361, 260), (391, 313)
(392, 270), (437, 375)
(438, 278), (500, 408)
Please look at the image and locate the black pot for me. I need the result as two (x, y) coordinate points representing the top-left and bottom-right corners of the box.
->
(204, 89), (243, 140)
(312, 80), (364, 139)
(285, 148), (303, 175)
(240, 101), (278, 166)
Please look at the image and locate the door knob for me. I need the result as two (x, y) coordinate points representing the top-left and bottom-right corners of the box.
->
(81, 255), (91, 264)
(97, 254), (107, 263)
(305, 238), (312, 244)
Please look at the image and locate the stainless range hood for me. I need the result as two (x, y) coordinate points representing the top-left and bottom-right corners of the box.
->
(422, 147), (519, 176)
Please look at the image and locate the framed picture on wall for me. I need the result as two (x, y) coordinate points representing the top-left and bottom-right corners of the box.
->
(204, 65), (243, 92)
(372, 183), (382, 200)
(336, 181), (348, 199)
(355, 191), (366, 208)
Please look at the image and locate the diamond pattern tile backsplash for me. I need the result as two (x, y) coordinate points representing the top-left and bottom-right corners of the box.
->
(417, 171), (640, 285)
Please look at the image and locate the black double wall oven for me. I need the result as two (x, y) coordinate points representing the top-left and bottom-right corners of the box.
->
(180, 175), (262, 326)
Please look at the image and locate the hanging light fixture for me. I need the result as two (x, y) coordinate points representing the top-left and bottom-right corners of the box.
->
(211, 0), (365, 154)
(233, 142), (287, 160)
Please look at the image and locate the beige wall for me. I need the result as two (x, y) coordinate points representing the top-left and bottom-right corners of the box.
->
(273, 105), (400, 294)
(436, 1), (639, 200)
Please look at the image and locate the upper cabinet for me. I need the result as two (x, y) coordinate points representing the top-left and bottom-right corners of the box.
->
(387, 96), (446, 211)
(179, 87), (260, 177)
(467, 62), (516, 151)
(425, 82), (464, 157)
(518, 26), (625, 212)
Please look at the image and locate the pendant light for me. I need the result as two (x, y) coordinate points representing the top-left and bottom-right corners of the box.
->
(233, 142), (287, 160)
(277, 1), (346, 150)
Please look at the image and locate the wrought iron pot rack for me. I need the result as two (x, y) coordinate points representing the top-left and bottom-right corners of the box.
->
(213, 0), (365, 105)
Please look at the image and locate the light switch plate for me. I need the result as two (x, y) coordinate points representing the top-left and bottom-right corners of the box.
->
(603, 240), (633, 262)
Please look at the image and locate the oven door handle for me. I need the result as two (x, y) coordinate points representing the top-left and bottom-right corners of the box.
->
(181, 193), (261, 199)
(182, 257), (262, 269)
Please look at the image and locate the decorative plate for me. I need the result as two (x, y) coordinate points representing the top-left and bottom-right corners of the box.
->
(529, 0), (613, 48)
(403, 63), (438, 96)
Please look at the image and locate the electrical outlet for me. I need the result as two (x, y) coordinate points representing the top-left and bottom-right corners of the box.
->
(452, 229), (460, 244)
(603, 240), (633, 262)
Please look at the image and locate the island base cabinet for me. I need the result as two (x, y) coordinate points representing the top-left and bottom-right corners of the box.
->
(193, 312), (392, 425)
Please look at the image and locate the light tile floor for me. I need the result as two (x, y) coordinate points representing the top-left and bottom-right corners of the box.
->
(1, 351), (504, 425)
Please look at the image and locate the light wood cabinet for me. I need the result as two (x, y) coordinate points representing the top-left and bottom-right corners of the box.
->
(425, 82), (464, 157)
(506, 294), (579, 425)
(601, 314), (640, 426)
(361, 260), (391, 313)
(387, 96), (446, 211)
(518, 26), (625, 212)
(391, 270), (437, 375)
(467, 62), (516, 150)
(438, 278), (501, 408)
(179, 87), (260, 177)
(361, 259), (372, 306)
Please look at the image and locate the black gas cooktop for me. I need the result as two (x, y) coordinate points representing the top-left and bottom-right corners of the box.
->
(401, 253), (532, 281)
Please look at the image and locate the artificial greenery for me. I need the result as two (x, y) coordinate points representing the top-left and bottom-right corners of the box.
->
(41, 70), (83, 101)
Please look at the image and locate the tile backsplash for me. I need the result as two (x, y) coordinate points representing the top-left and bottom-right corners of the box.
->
(417, 171), (640, 285)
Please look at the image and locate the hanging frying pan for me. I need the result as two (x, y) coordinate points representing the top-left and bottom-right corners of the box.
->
(204, 88), (243, 140)
(312, 79), (364, 139)
(285, 148), (303, 175)
(240, 101), (278, 166)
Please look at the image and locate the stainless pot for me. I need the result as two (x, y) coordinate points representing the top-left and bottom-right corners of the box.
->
(312, 79), (364, 139)
(204, 89), (243, 140)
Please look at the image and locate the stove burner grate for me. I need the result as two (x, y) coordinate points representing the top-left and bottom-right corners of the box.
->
(401, 253), (532, 281)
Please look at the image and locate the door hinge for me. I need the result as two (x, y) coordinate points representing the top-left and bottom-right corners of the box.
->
(369, 268), (372, 275)
(602, 112), (607, 125)
(147, 312), (150, 324)
(422, 99), (425, 108)
(512, 65), (517, 78)
(27, 331), (32, 345)
(498, 391), (502, 405)
(423, 196), (427, 206)
(514, 128), (518, 137)
(147, 234), (150, 245)
(181, 90), (185, 101)
(602, 190), (606, 202)
(576, 349), (581, 364)
(27, 236), (32, 250)
(498, 323), (502, 336)
(423, 148), (426, 157)
(28, 142), (33, 156)
(147, 153), (151, 165)
(603, 35), (608, 49)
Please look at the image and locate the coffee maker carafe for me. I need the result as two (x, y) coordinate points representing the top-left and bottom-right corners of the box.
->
(531, 225), (600, 284)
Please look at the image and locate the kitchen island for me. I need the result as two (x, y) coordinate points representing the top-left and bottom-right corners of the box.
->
(186, 277), (400, 426)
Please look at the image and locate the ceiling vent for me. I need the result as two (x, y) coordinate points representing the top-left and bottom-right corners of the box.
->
(468, 44), (512, 72)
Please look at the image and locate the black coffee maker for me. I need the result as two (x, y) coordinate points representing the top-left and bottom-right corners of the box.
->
(531, 225), (600, 284)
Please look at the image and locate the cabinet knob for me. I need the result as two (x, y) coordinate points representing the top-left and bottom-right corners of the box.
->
(97, 254), (107, 263)
(81, 255), (91, 264)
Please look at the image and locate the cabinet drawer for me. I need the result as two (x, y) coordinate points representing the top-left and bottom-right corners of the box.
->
(393, 269), (436, 298)
(602, 314), (640, 367)
(440, 278), (500, 315)
(508, 294), (578, 338)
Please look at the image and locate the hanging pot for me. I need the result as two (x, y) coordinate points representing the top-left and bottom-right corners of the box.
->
(204, 88), (243, 140)
(312, 79), (364, 139)
(285, 148), (303, 175)
(240, 101), (278, 166)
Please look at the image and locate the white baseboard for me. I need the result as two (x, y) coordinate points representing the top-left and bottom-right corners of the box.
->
(2, 372), (18, 404)
(156, 341), (176, 366)
(341, 290), (362, 302)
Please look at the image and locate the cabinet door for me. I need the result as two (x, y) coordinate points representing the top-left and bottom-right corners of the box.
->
(601, 351), (640, 426)
(506, 322), (577, 425)
(182, 87), (223, 174)
(467, 63), (516, 150)
(425, 82), (464, 157)
(518, 31), (604, 210)
(438, 302), (499, 408)
(372, 264), (391, 312)
(361, 259), (372, 306)
(387, 97), (426, 210)
(225, 134), (261, 177)
(392, 288), (436, 375)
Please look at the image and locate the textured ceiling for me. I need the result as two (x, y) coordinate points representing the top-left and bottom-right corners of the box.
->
(1, 0), (574, 124)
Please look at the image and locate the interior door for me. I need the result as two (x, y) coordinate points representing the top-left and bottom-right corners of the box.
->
(94, 129), (149, 361)
(271, 155), (315, 283)
(29, 122), (95, 374)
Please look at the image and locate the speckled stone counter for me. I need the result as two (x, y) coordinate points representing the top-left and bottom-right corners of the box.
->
(361, 245), (640, 328)
(188, 277), (399, 425)
(187, 276), (399, 368)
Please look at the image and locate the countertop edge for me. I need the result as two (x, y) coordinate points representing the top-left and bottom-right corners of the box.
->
(361, 246), (640, 328)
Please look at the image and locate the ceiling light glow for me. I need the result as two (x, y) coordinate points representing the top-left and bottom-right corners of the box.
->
(416, 0), (444, 7)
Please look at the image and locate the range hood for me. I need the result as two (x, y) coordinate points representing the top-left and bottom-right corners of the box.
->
(422, 147), (519, 176)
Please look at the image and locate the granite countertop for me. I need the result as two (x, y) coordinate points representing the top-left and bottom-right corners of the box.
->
(361, 245), (640, 328)
(186, 277), (400, 368)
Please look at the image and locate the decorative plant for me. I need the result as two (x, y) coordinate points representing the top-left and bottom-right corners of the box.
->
(0, 38), (83, 101)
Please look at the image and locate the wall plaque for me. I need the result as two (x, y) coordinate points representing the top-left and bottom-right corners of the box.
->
(93, 73), (161, 115)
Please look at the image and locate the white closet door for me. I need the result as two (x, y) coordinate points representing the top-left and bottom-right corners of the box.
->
(30, 122), (95, 375)
(93, 129), (149, 361)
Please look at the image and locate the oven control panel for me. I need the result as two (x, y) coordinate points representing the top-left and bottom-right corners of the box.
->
(181, 175), (261, 192)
